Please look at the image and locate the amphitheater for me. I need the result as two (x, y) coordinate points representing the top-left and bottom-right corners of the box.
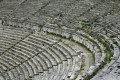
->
(0, 0), (120, 80)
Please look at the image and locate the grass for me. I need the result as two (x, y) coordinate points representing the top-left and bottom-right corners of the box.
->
(97, 37), (114, 63)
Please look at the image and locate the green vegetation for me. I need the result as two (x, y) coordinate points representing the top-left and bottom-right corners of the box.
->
(46, 31), (67, 39)
(114, 41), (119, 47)
(97, 37), (114, 63)
(80, 20), (88, 23)
(89, 29), (92, 33)
(93, 53), (95, 62)
(105, 51), (108, 63)
(110, 45), (114, 49)
(109, 52), (113, 60)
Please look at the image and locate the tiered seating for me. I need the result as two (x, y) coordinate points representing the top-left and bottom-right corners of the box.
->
(54, 0), (95, 28)
(11, 0), (52, 19)
(41, 19), (120, 79)
(29, 0), (78, 25)
(0, 24), (31, 54)
(93, 11), (120, 33)
(0, 32), (82, 80)
(0, 0), (26, 17)
(90, 11), (120, 78)
(0, 0), (120, 80)
(91, 34), (120, 80)
(41, 26), (108, 79)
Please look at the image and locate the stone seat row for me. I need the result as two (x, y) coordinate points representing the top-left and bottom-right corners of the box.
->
(99, 33), (120, 59)
(0, 25), (30, 53)
(0, 0), (26, 17)
(74, 31), (106, 80)
(41, 27), (107, 80)
(0, 32), (82, 80)
(90, 31), (120, 80)
(80, 3), (113, 23)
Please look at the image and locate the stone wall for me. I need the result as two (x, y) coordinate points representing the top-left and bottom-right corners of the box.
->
(1, 18), (40, 33)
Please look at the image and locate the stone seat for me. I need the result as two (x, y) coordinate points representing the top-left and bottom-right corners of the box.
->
(31, 57), (43, 73)
(0, 76), (5, 80)
(8, 70), (16, 80)
(54, 44), (72, 59)
(50, 46), (67, 61)
(0, 25), (30, 53)
(69, 56), (81, 79)
(8, 50), (27, 63)
(27, 60), (38, 75)
(56, 61), (68, 80)
(11, 68), (20, 80)
(13, 46), (32, 58)
(58, 42), (78, 56)
(24, 38), (47, 49)
(20, 64), (29, 79)
(35, 56), (48, 71)
(32, 34), (57, 43)
(0, 59), (14, 69)
(0, 56), (17, 67)
(29, 35), (54, 45)
(0, 37), (18, 43)
(38, 53), (52, 68)
(61, 59), (73, 80)
(45, 48), (62, 63)
(11, 48), (28, 61)
(29, 36), (53, 45)
(16, 43), (37, 56)
(42, 51), (57, 66)
(4, 52), (21, 65)
(16, 66), (25, 80)
(0, 0), (27, 17)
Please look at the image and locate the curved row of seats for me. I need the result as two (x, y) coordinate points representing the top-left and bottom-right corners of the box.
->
(0, 0), (26, 17)
(10, 0), (53, 19)
(0, 31), (82, 80)
(1, 17), (119, 80)
(0, 0), (119, 80)
(91, 27), (120, 80)
(41, 25), (120, 80)
(85, 11), (120, 80)
(41, 26), (108, 80)
(0, 24), (31, 54)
